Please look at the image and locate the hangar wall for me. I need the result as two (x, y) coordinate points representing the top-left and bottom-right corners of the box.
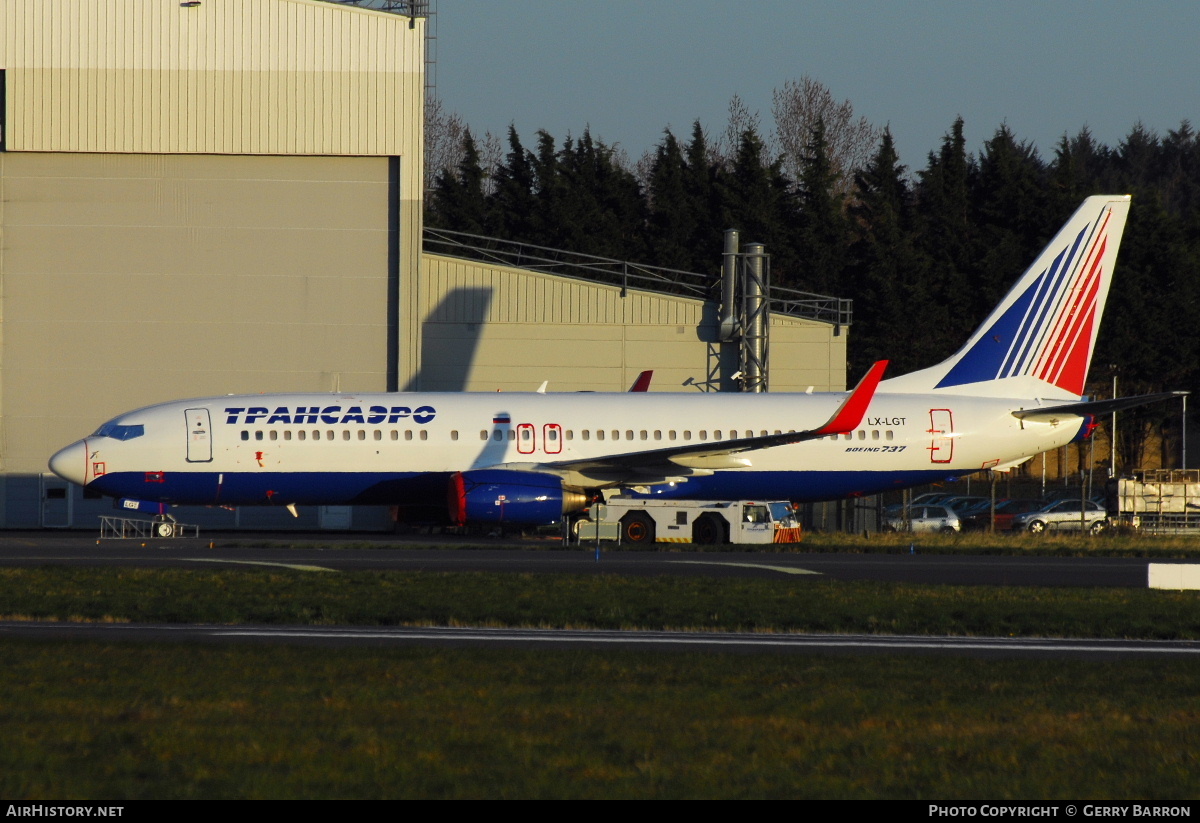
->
(0, 152), (394, 474)
(419, 254), (847, 394)
(0, 0), (424, 528)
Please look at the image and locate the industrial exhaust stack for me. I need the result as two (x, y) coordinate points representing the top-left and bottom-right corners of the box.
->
(716, 231), (770, 392)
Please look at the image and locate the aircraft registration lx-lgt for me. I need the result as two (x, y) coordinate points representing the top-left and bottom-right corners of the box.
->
(49, 196), (1181, 526)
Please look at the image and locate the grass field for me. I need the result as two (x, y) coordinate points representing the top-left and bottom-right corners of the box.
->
(2, 560), (1199, 799)
(3, 640), (1199, 799)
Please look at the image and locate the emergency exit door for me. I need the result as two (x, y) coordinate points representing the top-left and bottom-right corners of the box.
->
(928, 409), (954, 463)
(186, 408), (213, 462)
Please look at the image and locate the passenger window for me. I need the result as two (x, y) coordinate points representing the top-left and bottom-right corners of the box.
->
(405, 430), (413, 441)
(298, 430), (306, 441)
(343, 431), (351, 441)
(255, 431), (264, 441)
(420, 431), (428, 441)
(493, 430), (503, 442)
(597, 431), (606, 441)
(582, 430), (590, 441)
(451, 431), (459, 441)
(390, 431), (398, 441)
(886, 431), (894, 441)
(240, 431), (249, 441)
(283, 431), (292, 441)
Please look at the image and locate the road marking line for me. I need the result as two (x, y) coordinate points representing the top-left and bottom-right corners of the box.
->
(673, 560), (821, 575)
(184, 559), (338, 572)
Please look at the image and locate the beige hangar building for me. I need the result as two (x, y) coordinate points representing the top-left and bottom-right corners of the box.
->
(0, 0), (848, 530)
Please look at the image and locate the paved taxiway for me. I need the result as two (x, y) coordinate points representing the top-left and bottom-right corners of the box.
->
(0, 531), (1167, 587)
(1, 531), (1190, 659)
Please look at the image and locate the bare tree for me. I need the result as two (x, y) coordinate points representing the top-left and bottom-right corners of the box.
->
(424, 96), (467, 192)
(477, 129), (504, 198)
(771, 76), (880, 196)
(713, 94), (766, 169)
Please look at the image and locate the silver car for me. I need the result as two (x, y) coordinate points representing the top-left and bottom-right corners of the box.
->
(882, 505), (962, 534)
(1012, 500), (1107, 534)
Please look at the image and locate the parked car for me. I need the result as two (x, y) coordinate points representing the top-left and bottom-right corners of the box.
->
(941, 496), (991, 514)
(882, 505), (962, 534)
(961, 498), (1045, 531)
(882, 492), (955, 517)
(1011, 500), (1107, 534)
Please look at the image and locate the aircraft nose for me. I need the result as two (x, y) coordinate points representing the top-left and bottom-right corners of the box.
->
(48, 440), (88, 485)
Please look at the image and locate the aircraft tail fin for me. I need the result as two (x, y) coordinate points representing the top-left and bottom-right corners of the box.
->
(879, 195), (1131, 399)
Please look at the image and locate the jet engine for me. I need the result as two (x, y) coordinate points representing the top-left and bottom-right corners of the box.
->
(447, 470), (589, 525)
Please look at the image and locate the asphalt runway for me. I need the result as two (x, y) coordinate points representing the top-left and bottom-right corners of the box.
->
(4, 620), (1200, 659)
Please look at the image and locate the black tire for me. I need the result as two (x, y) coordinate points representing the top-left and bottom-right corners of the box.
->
(1027, 519), (1047, 534)
(155, 521), (175, 538)
(940, 526), (957, 534)
(1089, 520), (1106, 535)
(621, 512), (656, 545)
(693, 514), (727, 545)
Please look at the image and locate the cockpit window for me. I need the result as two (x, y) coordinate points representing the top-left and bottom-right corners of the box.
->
(91, 423), (145, 441)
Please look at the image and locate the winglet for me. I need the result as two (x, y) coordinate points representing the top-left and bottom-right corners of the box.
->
(813, 361), (888, 436)
(628, 370), (653, 392)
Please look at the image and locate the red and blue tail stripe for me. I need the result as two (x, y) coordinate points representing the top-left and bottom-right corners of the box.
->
(932, 198), (1124, 396)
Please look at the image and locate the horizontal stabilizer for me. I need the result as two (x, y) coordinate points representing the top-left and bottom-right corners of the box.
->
(1012, 391), (1188, 424)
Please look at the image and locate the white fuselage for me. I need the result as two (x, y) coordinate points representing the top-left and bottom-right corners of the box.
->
(48, 389), (1084, 512)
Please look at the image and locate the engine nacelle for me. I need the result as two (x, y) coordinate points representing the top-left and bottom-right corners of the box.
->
(447, 470), (588, 526)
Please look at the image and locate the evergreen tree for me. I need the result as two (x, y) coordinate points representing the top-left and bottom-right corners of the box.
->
(645, 129), (700, 271)
(914, 117), (976, 354)
(792, 118), (846, 295)
(971, 124), (1050, 318)
(487, 126), (537, 240)
(426, 129), (488, 233)
(682, 121), (724, 272)
(848, 129), (929, 376)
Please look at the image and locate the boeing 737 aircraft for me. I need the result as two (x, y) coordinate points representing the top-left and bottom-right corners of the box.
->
(48, 195), (1180, 526)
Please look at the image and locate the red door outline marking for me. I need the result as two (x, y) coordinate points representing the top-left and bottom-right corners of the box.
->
(543, 423), (562, 454)
(928, 409), (954, 464)
(516, 423), (536, 455)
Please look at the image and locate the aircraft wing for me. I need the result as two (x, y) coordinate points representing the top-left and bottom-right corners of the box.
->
(1012, 391), (1188, 424)
(543, 361), (887, 475)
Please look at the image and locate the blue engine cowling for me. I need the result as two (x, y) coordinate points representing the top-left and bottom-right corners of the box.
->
(447, 470), (587, 525)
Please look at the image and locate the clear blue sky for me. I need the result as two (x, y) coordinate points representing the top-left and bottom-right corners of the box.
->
(434, 0), (1198, 171)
